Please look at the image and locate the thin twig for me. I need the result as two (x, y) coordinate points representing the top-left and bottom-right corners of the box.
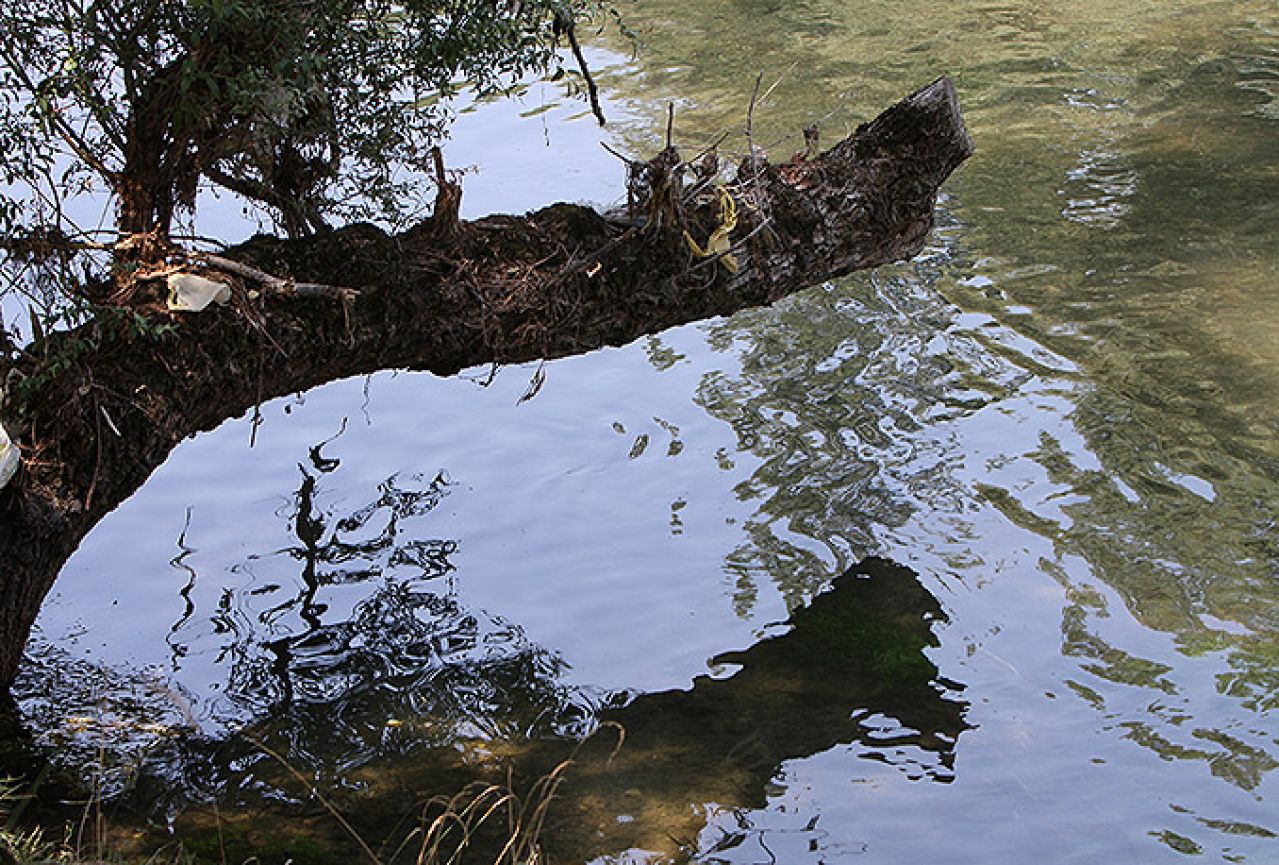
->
(563, 16), (606, 125)
(553, 224), (639, 280)
(168, 233), (230, 251)
(181, 251), (356, 301)
(0, 42), (118, 184)
(682, 130), (732, 171)
(86, 397), (102, 511)
(599, 141), (633, 165)
(250, 347), (264, 448)
(746, 72), (763, 167)
(759, 89), (852, 156)
(746, 71), (768, 213)
(212, 799), (228, 865)
(757, 62), (797, 107)
(98, 404), (122, 438)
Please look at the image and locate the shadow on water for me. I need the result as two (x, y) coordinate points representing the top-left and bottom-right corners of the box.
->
(7, 457), (965, 863)
(545, 556), (967, 860)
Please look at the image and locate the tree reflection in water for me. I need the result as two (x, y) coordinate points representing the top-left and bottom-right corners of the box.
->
(545, 556), (968, 860)
(15, 454), (967, 863)
(214, 465), (601, 749)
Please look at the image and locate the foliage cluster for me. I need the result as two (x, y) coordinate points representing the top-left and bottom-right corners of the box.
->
(0, 0), (610, 338)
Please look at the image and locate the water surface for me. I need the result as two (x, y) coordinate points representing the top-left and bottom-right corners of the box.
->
(20, 2), (1279, 862)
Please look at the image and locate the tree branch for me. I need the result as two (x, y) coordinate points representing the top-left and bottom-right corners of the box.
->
(0, 42), (119, 186)
(203, 165), (332, 238)
(0, 77), (973, 691)
(560, 11), (606, 126)
(180, 250), (356, 302)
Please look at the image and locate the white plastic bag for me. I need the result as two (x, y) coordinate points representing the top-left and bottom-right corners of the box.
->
(0, 421), (18, 490)
(166, 273), (231, 312)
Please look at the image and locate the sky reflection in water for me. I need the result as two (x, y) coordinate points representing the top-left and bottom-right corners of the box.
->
(20, 1), (1279, 862)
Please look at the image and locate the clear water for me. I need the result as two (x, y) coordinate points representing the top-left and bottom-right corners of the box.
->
(19, 2), (1279, 862)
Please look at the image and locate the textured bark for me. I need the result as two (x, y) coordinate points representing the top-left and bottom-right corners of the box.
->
(0, 76), (973, 690)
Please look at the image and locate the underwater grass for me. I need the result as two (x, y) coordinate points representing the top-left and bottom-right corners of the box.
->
(2, 735), (598, 865)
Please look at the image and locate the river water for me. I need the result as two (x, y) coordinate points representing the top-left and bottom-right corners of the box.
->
(17, 2), (1278, 863)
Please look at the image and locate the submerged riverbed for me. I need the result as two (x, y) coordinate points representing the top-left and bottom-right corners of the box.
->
(17, 1), (1278, 862)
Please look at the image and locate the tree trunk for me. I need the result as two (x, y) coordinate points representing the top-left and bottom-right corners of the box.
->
(0, 77), (973, 691)
(114, 54), (206, 260)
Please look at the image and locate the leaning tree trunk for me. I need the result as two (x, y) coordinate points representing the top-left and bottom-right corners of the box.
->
(0, 77), (973, 691)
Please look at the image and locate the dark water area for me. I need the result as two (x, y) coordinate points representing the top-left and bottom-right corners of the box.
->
(11, 1), (1279, 863)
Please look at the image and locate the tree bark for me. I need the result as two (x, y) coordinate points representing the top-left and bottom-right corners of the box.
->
(0, 76), (973, 691)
